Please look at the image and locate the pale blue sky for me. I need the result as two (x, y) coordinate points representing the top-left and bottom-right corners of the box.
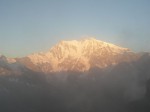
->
(0, 0), (150, 57)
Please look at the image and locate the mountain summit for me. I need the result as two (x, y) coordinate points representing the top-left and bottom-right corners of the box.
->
(16, 38), (136, 73)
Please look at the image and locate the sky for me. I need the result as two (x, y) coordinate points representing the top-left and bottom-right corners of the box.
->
(0, 0), (150, 57)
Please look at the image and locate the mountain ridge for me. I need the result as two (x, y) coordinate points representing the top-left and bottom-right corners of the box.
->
(17, 38), (138, 73)
(0, 38), (140, 74)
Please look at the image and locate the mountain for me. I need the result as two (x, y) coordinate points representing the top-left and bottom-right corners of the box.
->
(1, 38), (150, 112)
(16, 38), (138, 73)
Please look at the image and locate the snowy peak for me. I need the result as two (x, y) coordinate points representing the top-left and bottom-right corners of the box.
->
(81, 38), (129, 51)
(48, 38), (131, 61)
(25, 38), (136, 73)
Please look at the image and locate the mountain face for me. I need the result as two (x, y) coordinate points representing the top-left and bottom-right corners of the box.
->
(15, 38), (138, 73)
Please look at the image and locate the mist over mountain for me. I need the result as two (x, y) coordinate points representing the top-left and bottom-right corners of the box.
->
(0, 38), (150, 112)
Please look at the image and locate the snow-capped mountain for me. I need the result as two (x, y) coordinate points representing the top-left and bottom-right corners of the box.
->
(16, 38), (138, 73)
